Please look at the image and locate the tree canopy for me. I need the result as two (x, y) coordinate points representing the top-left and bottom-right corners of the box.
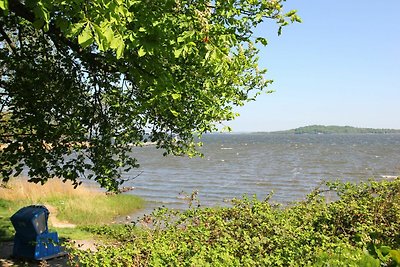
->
(0, 0), (300, 191)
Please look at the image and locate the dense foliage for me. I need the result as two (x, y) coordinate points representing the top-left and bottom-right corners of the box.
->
(0, 0), (300, 191)
(69, 178), (400, 266)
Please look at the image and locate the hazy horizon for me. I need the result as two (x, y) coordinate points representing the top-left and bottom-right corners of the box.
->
(222, 124), (400, 133)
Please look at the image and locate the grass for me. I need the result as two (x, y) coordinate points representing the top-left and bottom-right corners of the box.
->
(0, 178), (145, 241)
(44, 193), (144, 225)
(0, 199), (15, 241)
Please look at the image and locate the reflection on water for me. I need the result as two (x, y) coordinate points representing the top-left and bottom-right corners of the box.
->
(123, 134), (400, 214)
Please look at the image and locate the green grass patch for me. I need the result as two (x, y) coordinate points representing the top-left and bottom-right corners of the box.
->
(45, 194), (144, 225)
(0, 179), (145, 241)
(54, 227), (102, 241)
(0, 199), (15, 241)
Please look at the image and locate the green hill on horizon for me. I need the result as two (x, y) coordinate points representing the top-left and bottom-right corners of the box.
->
(270, 125), (400, 134)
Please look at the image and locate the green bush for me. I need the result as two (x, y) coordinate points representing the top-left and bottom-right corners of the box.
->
(69, 178), (400, 266)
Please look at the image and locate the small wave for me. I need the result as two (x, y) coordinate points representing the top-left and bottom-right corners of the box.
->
(221, 147), (233, 150)
(381, 175), (398, 179)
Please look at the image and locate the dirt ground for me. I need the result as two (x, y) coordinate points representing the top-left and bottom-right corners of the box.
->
(0, 239), (97, 267)
(0, 241), (68, 267)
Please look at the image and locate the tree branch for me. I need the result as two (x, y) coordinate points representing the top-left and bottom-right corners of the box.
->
(0, 81), (8, 89)
(0, 22), (17, 54)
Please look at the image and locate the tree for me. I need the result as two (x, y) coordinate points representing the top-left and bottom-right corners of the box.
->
(0, 0), (300, 191)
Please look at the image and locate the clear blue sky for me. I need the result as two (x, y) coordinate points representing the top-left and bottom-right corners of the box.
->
(227, 0), (400, 132)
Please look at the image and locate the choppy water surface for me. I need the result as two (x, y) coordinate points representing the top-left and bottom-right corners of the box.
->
(123, 134), (400, 213)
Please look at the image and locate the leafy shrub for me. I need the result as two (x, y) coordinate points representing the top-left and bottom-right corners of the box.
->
(68, 178), (400, 266)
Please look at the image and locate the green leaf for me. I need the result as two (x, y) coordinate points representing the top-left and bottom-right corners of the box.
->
(93, 24), (107, 51)
(177, 36), (185, 43)
(137, 46), (146, 57)
(0, 0), (8, 11)
(103, 26), (115, 43)
(359, 253), (381, 267)
(379, 246), (391, 256)
(174, 48), (183, 58)
(55, 17), (69, 32)
(375, 245), (389, 261)
(221, 126), (232, 132)
(255, 37), (268, 46)
(170, 110), (179, 117)
(110, 35), (123, 49)
(152, 20), (161, 27)
(32, 2), (50, 31)
(32, 19), (45, 30)
(78, 24), (94, 49)
(389, 250), (400, 264)
(116, 41), (125, 59)
(171, 94), (181, 100)
(278, 26), (282, 36)
(256, 13), (263, 21)
(68, 22), (85, 37)
(285, 10), (297, 17)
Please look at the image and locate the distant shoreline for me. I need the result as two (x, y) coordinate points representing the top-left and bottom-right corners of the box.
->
(257, 125), (400, 135)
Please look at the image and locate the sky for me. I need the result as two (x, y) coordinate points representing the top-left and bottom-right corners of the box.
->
(227, 0), (400, 132)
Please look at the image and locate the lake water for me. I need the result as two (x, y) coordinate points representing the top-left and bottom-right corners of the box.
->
(122, 134), (400, 215)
